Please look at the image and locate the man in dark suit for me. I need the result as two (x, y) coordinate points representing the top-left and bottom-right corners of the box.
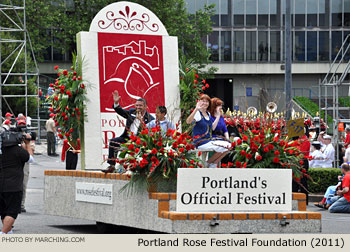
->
(102, 90), (154, 173)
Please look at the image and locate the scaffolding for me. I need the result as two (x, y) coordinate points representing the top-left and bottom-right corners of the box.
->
(319, 34), (350, 168)
(0, 0), (40, 140)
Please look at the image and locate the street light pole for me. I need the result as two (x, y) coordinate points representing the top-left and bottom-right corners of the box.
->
(285, 0), (292, 120)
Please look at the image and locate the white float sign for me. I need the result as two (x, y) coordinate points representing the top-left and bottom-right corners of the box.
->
(176, 168), (292, 212)
(77, 1), (180, 169)
(75, 182), (113, 205)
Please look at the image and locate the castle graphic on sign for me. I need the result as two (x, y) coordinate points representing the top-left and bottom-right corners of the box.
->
(103, 40), (161, 111)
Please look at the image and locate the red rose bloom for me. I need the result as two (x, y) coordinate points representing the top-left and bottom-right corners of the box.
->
(273, 157), (280, 163)
(299, 160), (304, 165)
(128, 144), (135, 150)
(242, 135), (248, 141)
(256, 155), (262, 161)
(54, 65), (59, 70)
(246, 153), (252, 159)
(237, 139), (242, 145)
(151, 149), (157, 154)
(62, 70), (68, 76)
(136, 139), (141, 145)
(263, 147), (269, 152)
(240, 150), (246, 156)
(179, 147), (184, 153)
(274, 151), (280, 156)
(235, 161), (242, 168)
(268, 144), (274, 150)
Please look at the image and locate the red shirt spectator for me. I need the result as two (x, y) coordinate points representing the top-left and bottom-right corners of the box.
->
(344, 128), (350, 148)
(342, 172), (350, 202)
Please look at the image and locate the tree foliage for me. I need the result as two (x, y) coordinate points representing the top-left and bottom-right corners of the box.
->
(24, 0), (214, 65)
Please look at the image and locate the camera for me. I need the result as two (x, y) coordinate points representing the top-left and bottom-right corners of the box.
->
(0, 124), (33, 148)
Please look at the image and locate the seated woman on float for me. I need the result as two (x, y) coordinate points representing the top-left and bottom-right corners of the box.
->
(186, 94), (230, 168)
(209, 97), (230, 141)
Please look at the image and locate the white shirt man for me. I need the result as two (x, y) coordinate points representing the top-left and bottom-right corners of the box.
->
(321, 135), (335, 168)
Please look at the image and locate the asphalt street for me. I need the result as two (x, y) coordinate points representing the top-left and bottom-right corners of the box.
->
(9, 142), (350, 234)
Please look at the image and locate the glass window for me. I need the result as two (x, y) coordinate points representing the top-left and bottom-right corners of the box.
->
(344, 31), (350, 61)
(258, 0), (269, 26)
(233, 0), (244, 26)
(345, 0), (350, 26)
(208, 0), (219, 26)
(270, 0), (281, 27)
(234, 31), (244, 61)
(221, 31), (232, 61)
(319, 31), (329, 61)
(209, 31), (219, 61)
(332, 31), (342, 60)
(307, 0), (318, 27)
(332, 0), (343, 27)
(221, 0), (231, 26)
(294, 31), (305, 61)
(270, 31), (281, 61)
(307, 31), (317, 61)
(197, 0), (207, 11)
(246, 31), (257, 61)
(294, 0), (306, 27)
(186, 0), (196, 14)
(258, 31), (268, 61)
(53, 33), (63, 61)
(246, 0), (257, 26)
(319, 0), (327, 26)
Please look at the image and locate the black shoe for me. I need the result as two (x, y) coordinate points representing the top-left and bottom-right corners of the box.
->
(51, 153), (59, 157)
(101, 165), (115, 173)
(21, 207), (26, 213)
(314, 203), (325, 209)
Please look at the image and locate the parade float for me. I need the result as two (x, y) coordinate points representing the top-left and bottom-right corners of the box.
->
(44, 1), (321, 233)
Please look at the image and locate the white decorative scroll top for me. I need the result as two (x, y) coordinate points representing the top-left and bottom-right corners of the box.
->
(90, 1), (168, 35)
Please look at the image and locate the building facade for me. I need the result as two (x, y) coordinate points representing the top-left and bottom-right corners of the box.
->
(186, 0), (350, 112)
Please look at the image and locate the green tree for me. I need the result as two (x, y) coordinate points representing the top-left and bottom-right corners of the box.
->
(24, 0), (214, 65)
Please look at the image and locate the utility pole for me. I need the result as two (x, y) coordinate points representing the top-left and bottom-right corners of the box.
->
(285, 0), (292, 120)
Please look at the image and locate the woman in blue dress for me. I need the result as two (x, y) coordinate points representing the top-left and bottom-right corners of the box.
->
(209, 97), (230, 141)
(186, 94), (230, 168)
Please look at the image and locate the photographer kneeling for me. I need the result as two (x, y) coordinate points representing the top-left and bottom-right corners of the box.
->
(0, 128), (34, 234)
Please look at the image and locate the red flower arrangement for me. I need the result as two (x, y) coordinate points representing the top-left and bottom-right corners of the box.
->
(223, 125), (309, 182)
(116, 123), (202, 193)
(46, 54), (86, 146)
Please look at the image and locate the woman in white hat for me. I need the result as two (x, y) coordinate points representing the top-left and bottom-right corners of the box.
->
(309, 141), (326, 168)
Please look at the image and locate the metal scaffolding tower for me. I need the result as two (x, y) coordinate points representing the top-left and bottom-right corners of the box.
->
(319, 34), (350, 168)
(0, 0), (40, 133)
